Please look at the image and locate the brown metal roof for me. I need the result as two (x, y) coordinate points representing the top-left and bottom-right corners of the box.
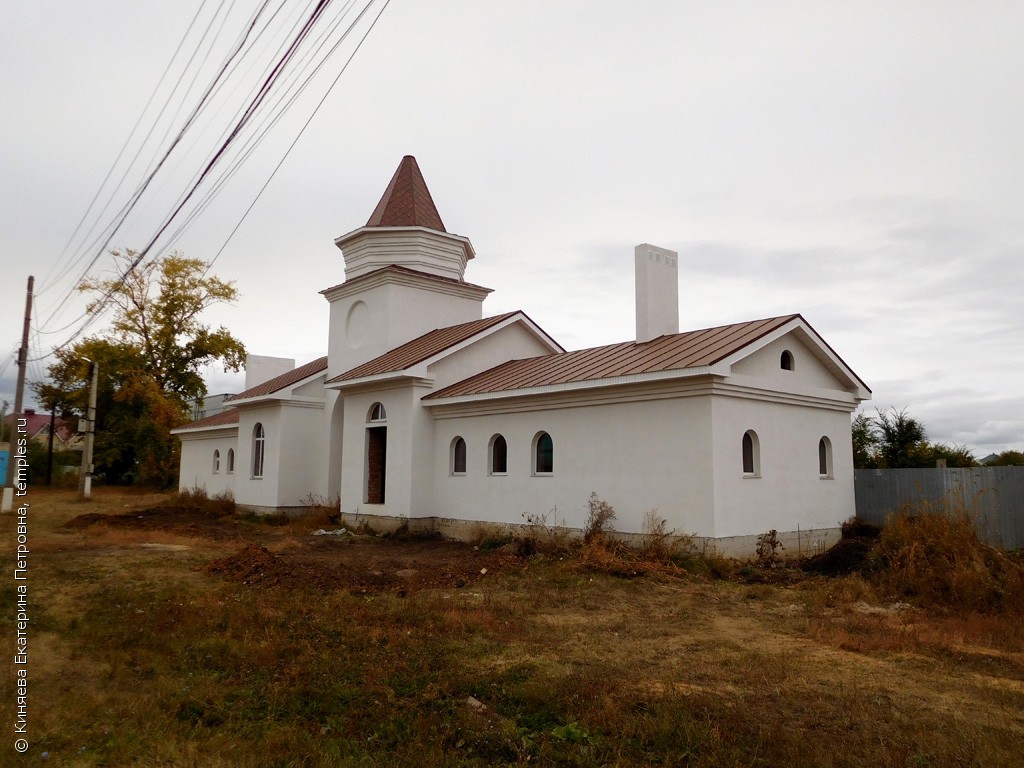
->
(425, 315), (800, 399)
(365, 155), (446, 232)
(173, 409), (240, 432)
(328, 312), (522, 384)
(226, 356), (328, 402)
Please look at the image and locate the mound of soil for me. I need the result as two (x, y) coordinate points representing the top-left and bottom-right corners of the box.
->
(64, 505), (243, 540)
(205, 544), (346, 591)
(802, 518), (882, 576)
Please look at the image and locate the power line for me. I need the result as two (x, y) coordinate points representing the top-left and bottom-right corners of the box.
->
(31, 0), (389, 362)
(36, 0), (211, 298)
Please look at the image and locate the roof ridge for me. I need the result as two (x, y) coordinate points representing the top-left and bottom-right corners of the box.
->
(365, 155), (446, 232)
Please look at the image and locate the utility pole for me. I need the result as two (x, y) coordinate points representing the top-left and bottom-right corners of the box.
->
(77, 360), (98, 500)
(2, 275), (34, 514)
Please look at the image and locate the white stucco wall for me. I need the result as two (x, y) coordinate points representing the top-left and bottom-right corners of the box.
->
(338, 386), (419, 519)
(178, 429), (238, 497)
(710, 396), (855, 538)
(429, 391), (717, 536)
(710, 335), (859, 538)
(274, 401), (328, 507)
(235, 407), (282, 509)
(325, 277), (486, 379)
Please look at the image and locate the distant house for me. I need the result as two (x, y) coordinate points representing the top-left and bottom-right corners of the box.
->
(174, 156), (871, 555)
(189, 393), (238, 422)
(2, 408), (80, 451)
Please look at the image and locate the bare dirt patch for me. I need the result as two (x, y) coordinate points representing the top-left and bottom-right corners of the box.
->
(64, 501), (523, 593)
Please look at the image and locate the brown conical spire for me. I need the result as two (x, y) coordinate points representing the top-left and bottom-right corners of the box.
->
(365, 155), (447, 232)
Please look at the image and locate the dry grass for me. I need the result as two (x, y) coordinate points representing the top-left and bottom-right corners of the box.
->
(870, 501), (1024, 615)
(1, 489), (1022, 766)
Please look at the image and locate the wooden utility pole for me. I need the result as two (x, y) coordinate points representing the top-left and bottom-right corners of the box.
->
(2, 275), (34, 513)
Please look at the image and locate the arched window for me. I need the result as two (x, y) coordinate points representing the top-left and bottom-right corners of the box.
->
(252, 423), (265, 479)
(213, 449), (221, 474)
(227, 448), (235, 474)
(368, 402), (387, 422)
(451, 436), (467, 475)
(780, 350), (794, 371)
(742, 430), (760, 476)
(819, 436), (833, 478)
(533, 431), (553, 474)
(489, 434), (508, 475)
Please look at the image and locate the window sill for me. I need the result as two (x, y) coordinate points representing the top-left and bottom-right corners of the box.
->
(819, 475), (834, 481)
(742, 473), (761, 479)
(451, 472), (466, 477)
(489, 472), (508, 477)
(532, 472), (553, 478)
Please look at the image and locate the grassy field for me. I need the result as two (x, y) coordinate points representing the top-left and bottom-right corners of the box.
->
(1, 488), (1022, 767)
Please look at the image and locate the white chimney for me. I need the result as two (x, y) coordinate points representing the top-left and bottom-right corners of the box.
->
(634, 243), (679, 342)
(244, 355), (295, 389)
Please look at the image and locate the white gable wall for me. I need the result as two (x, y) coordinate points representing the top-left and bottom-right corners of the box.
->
(731, 334), (852, 391)
(426, 323), (557, 390)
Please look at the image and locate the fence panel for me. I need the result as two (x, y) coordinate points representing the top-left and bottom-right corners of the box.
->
(854, 467), (1024, 549)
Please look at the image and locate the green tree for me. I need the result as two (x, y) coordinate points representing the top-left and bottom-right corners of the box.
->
(924, 442), (978, 468)
(875, 407), (928, 468)
(34, 252), (246, 487)
(851, 412), (879, 469)
(988, 450), (1024, 466)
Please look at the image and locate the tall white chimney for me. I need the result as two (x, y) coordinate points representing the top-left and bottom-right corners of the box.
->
(244, 355), (295, 389)
(634, 243), (679, 342)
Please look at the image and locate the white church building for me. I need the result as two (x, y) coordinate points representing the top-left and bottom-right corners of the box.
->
(174, 156), (870, 554)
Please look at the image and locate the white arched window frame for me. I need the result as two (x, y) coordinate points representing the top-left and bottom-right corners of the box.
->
(368, 402), (387, 423)
(489, 434), (508, 475)
(742, 430), (761, 477)
(819, 436), (833, 478)
(212, 449), (221, 474)
(227, 448), (235, 474)
(532, 431), (553, 475)
(450, 436), (467, 476)
(780, 350), (794, 371)
(252, 423), (266, 479)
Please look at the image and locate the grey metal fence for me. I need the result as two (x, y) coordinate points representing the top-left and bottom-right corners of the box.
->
(854, 467), (1024, 550)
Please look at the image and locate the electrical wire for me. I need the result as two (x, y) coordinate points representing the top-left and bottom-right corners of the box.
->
(35, 0), (211, 298)
(31, 0), (389, 361)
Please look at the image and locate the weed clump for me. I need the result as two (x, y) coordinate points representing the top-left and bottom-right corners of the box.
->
(164, 487), (234, 516)
(870, 503), (1024, 614)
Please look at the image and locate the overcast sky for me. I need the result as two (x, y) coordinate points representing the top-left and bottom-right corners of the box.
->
(2, 1), (1022, 456)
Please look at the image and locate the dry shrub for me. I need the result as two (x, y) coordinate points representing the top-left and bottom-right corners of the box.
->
(755, 529), (785, 568)
(583, 492), (616, 544)
(872, 502), (1024, 614)
(165, 487), (234, 516)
